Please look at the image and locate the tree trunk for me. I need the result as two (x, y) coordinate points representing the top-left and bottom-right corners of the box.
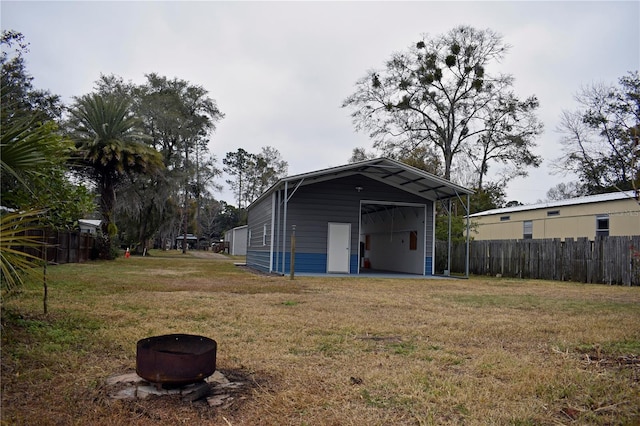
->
(99, 176), (117, 259)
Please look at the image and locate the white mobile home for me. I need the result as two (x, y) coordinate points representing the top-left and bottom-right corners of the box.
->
(469, 191), (640, 240)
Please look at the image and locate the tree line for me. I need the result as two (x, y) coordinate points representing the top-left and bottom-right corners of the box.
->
(0, 30), (287, 271)
(1, 26), (637, 291)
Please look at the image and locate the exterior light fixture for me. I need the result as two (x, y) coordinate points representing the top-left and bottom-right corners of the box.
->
(355, 186), (364, 192)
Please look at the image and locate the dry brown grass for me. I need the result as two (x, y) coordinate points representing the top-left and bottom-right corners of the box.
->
(2, 250), (639, 425)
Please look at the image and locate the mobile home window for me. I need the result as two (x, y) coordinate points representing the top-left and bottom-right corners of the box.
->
(547, 210), (560, 216)
(523, 220), (533, 239)
(500, 215), (510, 221)
(596, 215), (609, 237)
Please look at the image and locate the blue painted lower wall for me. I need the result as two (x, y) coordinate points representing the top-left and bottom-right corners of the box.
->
(248, 251), (433, 276)
(246, 250), (271, 273)
(281, 252), (327, 274)
(350, 255), (358, 274)
(264, 252), (359, 274)
(425, 257), (433, 275)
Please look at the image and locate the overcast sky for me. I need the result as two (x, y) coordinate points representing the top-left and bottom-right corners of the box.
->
(2, 1), (638, 205)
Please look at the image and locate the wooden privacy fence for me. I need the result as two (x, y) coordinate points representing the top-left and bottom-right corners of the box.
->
(24, 229), (96, 264)
(437, 236), (640, 286)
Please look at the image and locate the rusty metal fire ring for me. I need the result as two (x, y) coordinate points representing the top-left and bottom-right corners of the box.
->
(136, 334), (217, 386)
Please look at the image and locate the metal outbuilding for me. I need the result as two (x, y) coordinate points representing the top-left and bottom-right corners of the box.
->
(224, 225), (248, 256)
(246, 158), (473, 277)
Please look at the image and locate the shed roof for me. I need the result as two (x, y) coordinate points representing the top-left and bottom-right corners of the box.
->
(78, 219), (101, 227)
(469, 191), (637, 218)
(249, 157), (473, 208)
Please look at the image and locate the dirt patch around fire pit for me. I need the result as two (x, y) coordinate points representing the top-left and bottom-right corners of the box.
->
(103, 368), (270, 422)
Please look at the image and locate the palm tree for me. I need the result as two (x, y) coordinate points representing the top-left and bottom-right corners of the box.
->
(68, 94), (163, 259)
(1, 30), (84, 295)
(0, 210), (48, 294)
(0, 100), (56, 293)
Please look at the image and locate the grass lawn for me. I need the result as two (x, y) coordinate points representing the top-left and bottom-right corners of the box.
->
(2, 250), (639, 425)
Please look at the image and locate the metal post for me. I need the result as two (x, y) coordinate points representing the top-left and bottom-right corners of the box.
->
(447, 198), (452, 276)
(290, 225), (296, 280)
(276, 190), (281, 273)
(466, 193), (470, 278)
(282, 182), (288, 274)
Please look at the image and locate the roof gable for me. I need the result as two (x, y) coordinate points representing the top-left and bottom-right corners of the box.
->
(249, 157), (473, 208)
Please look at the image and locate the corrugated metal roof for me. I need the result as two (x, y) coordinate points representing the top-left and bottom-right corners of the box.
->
(469, 191), (637, 218)
(249, 157), (473, 208)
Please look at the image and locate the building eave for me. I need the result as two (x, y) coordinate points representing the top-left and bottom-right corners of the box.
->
(469, 191), (637, 218)
(249, 157), (473, 209)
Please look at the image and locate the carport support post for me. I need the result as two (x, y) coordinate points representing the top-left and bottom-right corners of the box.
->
(282, 182), (288, 274)
(290, 225), (296, 280)
(465, 193), (470, 278)
(447, 198), (452, 276)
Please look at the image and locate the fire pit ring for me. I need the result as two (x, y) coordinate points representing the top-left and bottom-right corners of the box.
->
(136, 334), (217, 386)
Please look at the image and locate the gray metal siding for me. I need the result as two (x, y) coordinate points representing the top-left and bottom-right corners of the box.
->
(286, 175), (432, 255)
(248, 174), (436, 274)
(246, 193), (273, 272)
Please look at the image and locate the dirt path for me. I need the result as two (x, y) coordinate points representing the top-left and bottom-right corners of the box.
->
(187, 251), (230, 260)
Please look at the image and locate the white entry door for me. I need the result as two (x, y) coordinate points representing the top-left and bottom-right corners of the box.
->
(327, 223), (351, 273)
